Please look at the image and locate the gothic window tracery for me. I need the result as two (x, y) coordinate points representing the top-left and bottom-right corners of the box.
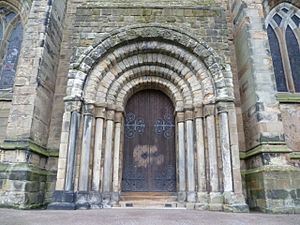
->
(0, 7), (23, 91)
(266, 4), (300, 93)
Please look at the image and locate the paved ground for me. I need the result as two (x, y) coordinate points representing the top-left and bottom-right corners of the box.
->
(0, 208), (299, 225)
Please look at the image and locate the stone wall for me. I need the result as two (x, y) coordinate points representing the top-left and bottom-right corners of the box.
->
(280, 104), (300, 152)
(0, 0), (68, 208)
(230, 0), (300, 213)
(48, 0), (234, 151)
(0, 102), (10, 143)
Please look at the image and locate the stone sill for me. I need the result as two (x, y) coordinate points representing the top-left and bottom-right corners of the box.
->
(239, 143), (291, 160)
(241, 165), (300, 175)
(276, 93), (300, 103)
(290, 152), (300, 159)
(0, 139), (59, 158)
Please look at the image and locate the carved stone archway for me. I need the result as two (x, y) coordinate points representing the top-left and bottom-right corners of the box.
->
(51, 25), (248, 212)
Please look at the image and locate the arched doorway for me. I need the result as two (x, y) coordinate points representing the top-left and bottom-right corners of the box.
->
(122, 90), (176, 192)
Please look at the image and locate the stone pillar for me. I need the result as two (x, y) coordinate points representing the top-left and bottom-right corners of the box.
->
(65, 111), (81, 192)
(218, 107), (233, 193)
(112, 111), (123, 203)
(194, 107), (208, 206)
(78, 104), (94, 191)
(220, 102), (248, 212)
(92, 107), (105, 192)
(185, 110), (196, 203)
(176, 112), (186, 202)
(205, 105), (222, 210)
(227, 103), (244, 195)
(48, 100), (82, 210)
(103, 109), (115, 195)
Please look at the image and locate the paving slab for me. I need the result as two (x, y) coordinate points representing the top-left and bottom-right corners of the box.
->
(0, 208), (299, 225)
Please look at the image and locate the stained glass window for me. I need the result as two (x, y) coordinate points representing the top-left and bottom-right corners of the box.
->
(266, 4), (300, 93)
(0, 8), (23, 90)
(267, 26), (287, 92)
(286, 26), (300, 92)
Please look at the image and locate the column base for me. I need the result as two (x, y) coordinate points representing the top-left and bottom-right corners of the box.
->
(177, 191), (186, 202)
(195, 192), (209, 210)
(76, 191), (103, 209)
(102, 192), (112, 208)
(223, 192), (249, 213)
(111, 192), (120, 206)
(47, 191), (102, 210)
(187, 191), (196, 202)
(208, 192), (223, 211)
(47, 191), (76, 210)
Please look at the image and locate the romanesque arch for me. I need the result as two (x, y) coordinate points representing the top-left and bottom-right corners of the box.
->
(54, 25), (248, 211)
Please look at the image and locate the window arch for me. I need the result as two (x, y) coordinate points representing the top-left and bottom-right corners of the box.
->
(266, 3), (300, 93)
(0, 7), (23, 91)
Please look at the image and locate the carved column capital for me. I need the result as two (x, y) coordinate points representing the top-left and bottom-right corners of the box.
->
(64, 99), (82, 113)
(176, 111), (185, 123)
(114, 111), (123, 123)
(194, 106), (204, 118)
(83, 104), (95, 116)
(95, 106), (106, 119)
(185, 109), (194, 121)
(106, 109), (115, 121)
(216, 101), (234, 114)
(204, 104), (215, 117)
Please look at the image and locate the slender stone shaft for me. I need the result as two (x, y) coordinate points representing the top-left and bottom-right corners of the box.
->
(219, 112), (233, 192)
(103, 119), (114, 192)
(228, 106), (244, 194)
(113, 122), (121, 192)
(178, 121), (186, 193)
(65, 111), (80, 192)
(79, 114), (93, 191)
(92, 118), (104, 191)
(186, 120), (195, 194)
(206, 115), (219, 192)
(196, 117), (206, 192)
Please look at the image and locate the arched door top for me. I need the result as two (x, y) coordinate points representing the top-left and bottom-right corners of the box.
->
(65, 25), (235, 109)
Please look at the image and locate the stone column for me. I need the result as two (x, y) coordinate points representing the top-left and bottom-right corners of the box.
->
(194, 107), (208, 205)
(65, 110), (81, 192)
(176, 112), (186, 202)
(92, 107), (105, 192)
(227, 103), (246, 197)
(112, 111), (123, 202)
(185, 110), (196, 203)
(103, 109), (115, 195)
(205, 105), (222, 210)
(78, 104), (94, 191)
(47, 100), (82, 210)
(217, 103), (233, 193)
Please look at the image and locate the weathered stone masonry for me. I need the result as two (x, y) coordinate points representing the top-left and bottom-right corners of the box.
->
(0, 0), (299, 213)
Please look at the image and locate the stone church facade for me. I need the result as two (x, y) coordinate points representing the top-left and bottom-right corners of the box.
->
(0, 0), (299, 213)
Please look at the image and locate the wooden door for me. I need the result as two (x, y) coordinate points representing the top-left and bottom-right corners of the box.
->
(122, 90), (176, 192)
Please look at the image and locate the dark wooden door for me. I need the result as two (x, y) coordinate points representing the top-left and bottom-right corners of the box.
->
(122, 90), (176, 192)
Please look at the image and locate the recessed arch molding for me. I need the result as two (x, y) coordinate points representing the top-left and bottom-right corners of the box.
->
(52, 25), (248, 212)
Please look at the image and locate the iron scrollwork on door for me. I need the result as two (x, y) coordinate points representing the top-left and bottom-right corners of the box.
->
(154, 112), (175, 139)
(125, 112), (145, 138)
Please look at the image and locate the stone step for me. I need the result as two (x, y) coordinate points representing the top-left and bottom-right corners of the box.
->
(117, 200), (182, 209)
(120, 192), (177, 202)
